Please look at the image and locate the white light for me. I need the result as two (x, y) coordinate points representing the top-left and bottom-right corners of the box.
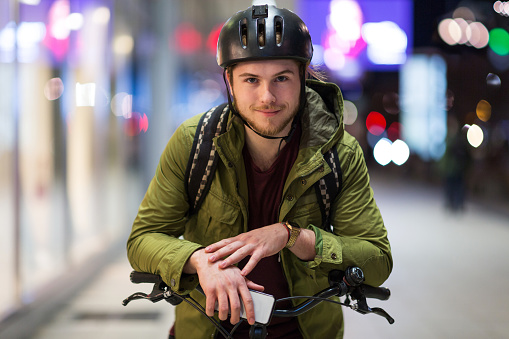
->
(323, 48), (346, 70)
(453, 18), (469, 44)
(494, 1), (503, 13)
(66, 13), (84, 31)
(114, 35), (134, 55)
(343, 100), (358, 125)
(362, 21), (407, 65)
(111, 92), (132, 118)
(468, 22), (489, 48)
(93, 7), (111, 25)
(466, 124), (484, 148)
(448, 19), (462, 44)
(18, 0), (41, 4)
(17, 22), (46, 47)
(328, 0), (363, 42)
(76, 83), (96, 107)
(0, 22), (16, 51)
(392, 139), (410, 165)
(373, 138), (392, 166)
(51, 18), (70, 40)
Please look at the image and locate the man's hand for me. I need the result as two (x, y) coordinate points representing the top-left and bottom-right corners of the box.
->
(205, 223), (288, 276)
(206, 223), (317, 276)
(183, 249), (264, 325)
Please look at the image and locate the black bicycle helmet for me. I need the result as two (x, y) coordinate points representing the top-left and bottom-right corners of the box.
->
(217, 4), (313, 68)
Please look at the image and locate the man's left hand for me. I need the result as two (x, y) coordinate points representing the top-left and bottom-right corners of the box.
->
(205, 223), (288, 277)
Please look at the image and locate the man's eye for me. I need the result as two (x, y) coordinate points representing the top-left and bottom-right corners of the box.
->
(275, 76), (288, 82)
(246, 78), (258, 83)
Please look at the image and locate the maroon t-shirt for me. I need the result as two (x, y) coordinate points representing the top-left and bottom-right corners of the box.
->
(221, 124), (303, 338)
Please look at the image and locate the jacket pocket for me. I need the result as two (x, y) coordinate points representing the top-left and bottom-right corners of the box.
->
(194, 194), (242, 246)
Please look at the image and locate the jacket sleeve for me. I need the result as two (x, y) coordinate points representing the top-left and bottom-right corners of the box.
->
(126, 118), (203, 293)
(308, 135), (393, 287)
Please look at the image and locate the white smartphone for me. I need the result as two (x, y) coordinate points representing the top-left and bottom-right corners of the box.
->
(215, 290), (276, 325)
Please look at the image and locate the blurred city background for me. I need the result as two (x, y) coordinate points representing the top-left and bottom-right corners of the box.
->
(1, 0), (508, 338)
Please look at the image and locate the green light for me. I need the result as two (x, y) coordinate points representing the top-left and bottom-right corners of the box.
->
(489, 28), (509, 56)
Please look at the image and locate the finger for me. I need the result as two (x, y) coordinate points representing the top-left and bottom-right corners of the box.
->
(218, 245), (253, 268)
(209, 242), (245, 263)
(245, 279), (265, 292)
(205, 238), (234, 253)
(238, 285), (255, 325)
(240, 253), (261, 276)
(217, 291), (229, 321)
(227, 290), (242, 325)
(205, 291), (217, 318)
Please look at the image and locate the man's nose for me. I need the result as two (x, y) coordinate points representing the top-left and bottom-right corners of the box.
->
(259, 83), (276, 104)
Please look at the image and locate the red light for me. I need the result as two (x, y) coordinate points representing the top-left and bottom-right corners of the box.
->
(387, 122), (402, 141)
(207, 24), (223, 55)
(125, 112), (148, 136)
(174, 23), (202, 54)
(366, 111), (386, 135)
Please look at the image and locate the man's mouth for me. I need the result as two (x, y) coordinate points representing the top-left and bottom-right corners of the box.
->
(253, 105), (285, 114)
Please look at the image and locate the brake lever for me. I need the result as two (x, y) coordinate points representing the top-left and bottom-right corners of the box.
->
(371, 307), (395, 324)
(122, 292), (152, 306)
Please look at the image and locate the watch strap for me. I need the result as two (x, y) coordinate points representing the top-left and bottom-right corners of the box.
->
(284, 221), (301, 248)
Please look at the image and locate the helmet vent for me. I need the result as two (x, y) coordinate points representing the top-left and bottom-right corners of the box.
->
(240, 18), (248, 48)
(275, 16), (283, 46)
(257, 19), (266, 48)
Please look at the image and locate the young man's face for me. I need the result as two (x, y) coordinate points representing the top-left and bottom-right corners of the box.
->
(228, 59), (301, 137)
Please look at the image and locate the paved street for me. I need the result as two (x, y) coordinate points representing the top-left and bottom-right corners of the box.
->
(23, 175), (509, 339)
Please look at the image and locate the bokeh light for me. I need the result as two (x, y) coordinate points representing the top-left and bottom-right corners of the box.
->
(343, 100), (358, 125)
(438, 17), (489, 49)
(92, 7), (111, 25)
(373, 138), (392, 166)
(44, 78), (64, 100)
(75, 82), (96, 107)
(489, 28), (509, 55)
(111, 92), (133, 118)
(466, 124), (484, 148)
(174, 23), (202, 54)
(382, 92), (399, 114)
(467, 22), (490, 49)
(366, 111), (386, 136)
(207, 24), (222, 55)
(453, 6), (476, 21)
(392, 139), (410, 166)
(387, 122), (402, 141)
(486, 73), (502, 87)
(476, 100), (491, 122)
(124, 112), (149, 136)
(114, 35), (134, 55)
(494, 1), (509, 16)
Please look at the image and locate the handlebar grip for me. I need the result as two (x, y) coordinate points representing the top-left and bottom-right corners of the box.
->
(361, 285), (391, 301)
(130, 271), (162, 284)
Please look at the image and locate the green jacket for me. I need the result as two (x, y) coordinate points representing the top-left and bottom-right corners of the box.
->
(127, 80), (392, 338)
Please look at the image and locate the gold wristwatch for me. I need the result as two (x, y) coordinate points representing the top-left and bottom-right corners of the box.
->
(284, 221), (301, 248)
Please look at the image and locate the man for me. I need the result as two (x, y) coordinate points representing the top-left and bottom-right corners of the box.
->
(127, 5), (392, 338)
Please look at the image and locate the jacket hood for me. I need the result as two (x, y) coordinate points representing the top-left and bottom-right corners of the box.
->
(301, 80), (344, 153)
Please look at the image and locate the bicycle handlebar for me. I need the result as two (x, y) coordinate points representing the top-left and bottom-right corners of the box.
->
(123, 267), (394, 338)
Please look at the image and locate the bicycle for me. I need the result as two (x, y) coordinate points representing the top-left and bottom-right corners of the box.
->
(122, 266), (394, 339)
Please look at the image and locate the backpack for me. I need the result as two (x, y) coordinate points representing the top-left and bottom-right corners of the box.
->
(184, 103), (342, 233)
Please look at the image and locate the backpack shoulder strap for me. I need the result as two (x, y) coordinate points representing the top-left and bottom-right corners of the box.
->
(314, 146), (342, 232)
(185, 103), (229, 216)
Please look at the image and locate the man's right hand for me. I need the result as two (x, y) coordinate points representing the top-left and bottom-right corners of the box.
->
(183, 249), (264, 325)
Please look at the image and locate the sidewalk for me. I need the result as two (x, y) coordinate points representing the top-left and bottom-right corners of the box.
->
(32, 251), (176, 339)
(28, 176), (509, 338)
